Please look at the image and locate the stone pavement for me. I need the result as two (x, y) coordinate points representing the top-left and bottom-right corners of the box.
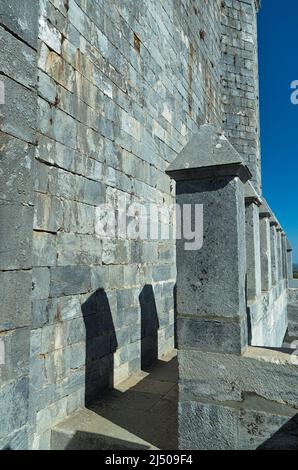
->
(51, 350), (178, 450)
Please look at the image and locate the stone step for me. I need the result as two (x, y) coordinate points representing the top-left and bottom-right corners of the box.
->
(51, 407), (157, 450)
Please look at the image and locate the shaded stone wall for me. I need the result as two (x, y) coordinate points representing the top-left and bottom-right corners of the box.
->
(29, 0), (227, 448)
(0, 0), (263, 450)
(0, 0), (39, 450)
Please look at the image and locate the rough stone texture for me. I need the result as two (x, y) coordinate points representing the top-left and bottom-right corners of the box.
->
(259, 216), (272, 292)
(179, 348), (298, 449)
(245, 201), (261, 302)
(221, 0), (261, 191)
(0, 0), (38, 451)
(0, 0), (293, 451)
(28, 0), (214, 445)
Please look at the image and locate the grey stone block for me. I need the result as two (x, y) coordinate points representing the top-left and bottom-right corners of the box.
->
(0, 132), (34, 204)
(57, 233), (102, 266)
(0, 201), (33, 270)
(34, 193), (63, 233)
(0, 26), (36, 90)
(179, 401), (238, 450)
(0, 270), (31, 330)
(0, 377), (29, 438)
(33, 231), (57, 267)
(0, 76), (37, 144)
(0, 328), (30, 382)
(0, 0), (38, 48)
(50, 266), (91, 297)
(175, 177), (246, 320)
(32, 267), (50, 300)
(0, 425), (28, 450)
(178, 316), (247, 354)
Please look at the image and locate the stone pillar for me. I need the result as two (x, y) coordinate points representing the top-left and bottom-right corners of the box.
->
(259, 203), (272, 292)
(167, 124), (251, 449)
(270, 220), (279, 286)
(286, 239), (293, 281)
(281, 233), (288, 283)
(245, 183), (261, 303)
(277, 229), (283, 284)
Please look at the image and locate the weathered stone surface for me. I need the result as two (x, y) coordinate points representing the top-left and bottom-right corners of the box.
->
(259, 216), (272, 291)
(0, 271), (32, 330)
(0, 328), (30, 382)
(0, 201), (33, 270)
(179, 348), (298, 407)
(33, 231), (57, 267)
(0, 132), (34, 204)
(245, 202), (261, 301)
(0, 26), (36, 90)
(0, 0), (38, 48)
(176, 176), (246, 320)
(50, 266), (91, 297)
(0, 377), (29, 438)
(0, 76), (36, 143)
(179, 401), (237, 450)
(178, 316), (247, 354)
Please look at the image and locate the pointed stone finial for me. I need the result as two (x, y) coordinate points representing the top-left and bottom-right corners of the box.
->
(166, 124), (252, 183)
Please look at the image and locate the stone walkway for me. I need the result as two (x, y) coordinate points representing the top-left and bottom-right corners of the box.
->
(52, 350), (178, 450)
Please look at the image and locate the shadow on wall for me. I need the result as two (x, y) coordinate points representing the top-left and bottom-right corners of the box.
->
(81, 284), (163, 405)
(139, 285), (159, 370)
(257, 414), (298, 450)
(81, 289), (117, 406)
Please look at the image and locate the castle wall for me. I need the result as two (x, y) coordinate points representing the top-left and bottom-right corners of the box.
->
(0, 0), (267, 450)
(0, 0), (38, 450)
(29, 0), (226, 448)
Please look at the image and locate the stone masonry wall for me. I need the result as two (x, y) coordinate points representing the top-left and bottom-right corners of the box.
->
(0, 0), (39, 449)
(29, 0), (227, 449)
(221, 0), (261, 192)
(0, 0), (262, 449)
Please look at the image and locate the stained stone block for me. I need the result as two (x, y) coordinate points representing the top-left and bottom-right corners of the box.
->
(0, 328), (30, 382)
(178, 316), (247, 354)
(175, 176), (246, 320)
(0, 0), (38, 48)
(259, 215), (272, 291)
(0, 76), (37, 144)
(245, 198), (261, 302)
(179, 401), (238, 450)
(33, 231), (57, 267)
(0, 270), (32, 330)
(0, 202), (33, 270)
(0, 426), (28, 450)
(32, 268), (50, 300)
(50, 266), (91, 297)
(270, 224), (278, 285)
(0, 132), (34, 205)
(0, 377), (29, 438)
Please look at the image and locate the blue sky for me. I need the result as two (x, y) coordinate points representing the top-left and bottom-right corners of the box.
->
(258, 0), (298, 262)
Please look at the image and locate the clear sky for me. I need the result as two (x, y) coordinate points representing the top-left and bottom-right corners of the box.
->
(258, 0), (298, 263)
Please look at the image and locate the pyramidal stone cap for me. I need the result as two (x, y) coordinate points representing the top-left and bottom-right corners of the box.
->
(287, 239), (293, 252)
(166, 124), (252, 183)
(259, 200), (272, 219)
(245, 181), (262, 206)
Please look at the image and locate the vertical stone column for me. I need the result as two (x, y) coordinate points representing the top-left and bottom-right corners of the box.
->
(281, 234), (288, 283)
(287, 240), (293, 281)
(0, 0), (38, 450)
(259, 203), (272, 292)
(245, 183), (261, 303)
(167, 125), (251, 449)
(270, 220), (279, 286)
(277, 229), (283, 284)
